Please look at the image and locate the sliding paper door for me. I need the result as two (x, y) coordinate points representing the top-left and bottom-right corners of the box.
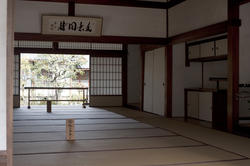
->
(90, 56), (123, 106)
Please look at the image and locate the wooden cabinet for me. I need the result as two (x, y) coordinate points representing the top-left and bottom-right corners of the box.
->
(187, 91), (199, 119)
(199, 92), (212, 122)
(186, 90), (212, 122)
(187, 36), (228, 62)
(185, 89), (227, 130)
(188, 45), (200, 59)
(216, 39), (227, 56)
(200, 42), (214, 58)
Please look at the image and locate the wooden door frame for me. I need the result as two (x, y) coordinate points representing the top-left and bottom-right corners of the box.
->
(6, 0), (14, 165)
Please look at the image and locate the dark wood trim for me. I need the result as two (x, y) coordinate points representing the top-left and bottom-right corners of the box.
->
(15, 33), (168, 45)
(141, 45), (165, 52)
(189, 55), (228, 63)
(0, 151), (7, 166)
(184, 89), (188, 121)
(7, 0), (14, 166)
(187, 35), (227, 47)
(122, 45), (128, 106)
(239, 0), (250, 5)
(68, 1), (75, 16)
(166, 45), (172, 118)
(24, 0), (186, 10)
(227, 0), (240, 132)
(15, 48), (126, 56)
(140, 47), (145, 112)
(170, 21), (228, 44)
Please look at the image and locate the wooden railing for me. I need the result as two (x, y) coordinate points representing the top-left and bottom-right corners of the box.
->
(24, 87), (89, 109)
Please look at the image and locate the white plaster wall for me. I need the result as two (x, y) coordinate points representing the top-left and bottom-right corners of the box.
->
(239, 3), (250, 117)
(169, 0), (227, 36)
(127, 45), (141, 104)
(240, 3), (250, 84)
(15, 0), (166, 37)
(172, 43), (202, 117)
(0, 0), (7, 151)
(203, 61), (228, 89)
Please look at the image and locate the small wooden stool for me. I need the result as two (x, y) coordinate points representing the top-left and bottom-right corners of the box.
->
(47, 100), (52, 113)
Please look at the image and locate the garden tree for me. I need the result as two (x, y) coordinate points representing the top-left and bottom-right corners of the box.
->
(22, 54), (88, 87)
(21, 54), (89, 105)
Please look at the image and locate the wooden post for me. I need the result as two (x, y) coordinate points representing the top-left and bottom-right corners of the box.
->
(82, 89), (86, 108)
(28, 89), (30, 109)
(47, 100), (52, 113)
(66, 119), (75, 141)
(166, 45), (173, 118)
(227, 0), (240, 132)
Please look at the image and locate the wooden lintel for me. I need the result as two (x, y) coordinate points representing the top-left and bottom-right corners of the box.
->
(170, 21), (228, 44)
(14, 33), (168, 45)
(24, 0), (186, 9)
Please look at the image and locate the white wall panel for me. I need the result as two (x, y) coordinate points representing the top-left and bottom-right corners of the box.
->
(169, 0), (227, 36)
(240, 3), (250, 84)
(127, 45), (141, 104)
(15, 0), (166, 37)
(239, 3), (250, 118)
(172, 43), (202, 117)
(0, 0), (7, 151)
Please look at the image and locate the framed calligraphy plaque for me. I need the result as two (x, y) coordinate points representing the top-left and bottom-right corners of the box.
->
(42, 16), (103, 36)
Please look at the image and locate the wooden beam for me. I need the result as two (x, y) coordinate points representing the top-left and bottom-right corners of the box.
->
(170, 21), (228, 44)
(122, 45), (128, 106)
(7, 0), (14, 166)
(140, 46), (145, 112)
(165, 45), (172, 118)
(24, 0), (186, 9)
(239, 0), (250, 5)
(227, 0), (240, 132)
(14, 33), (168, 45)
(68, 0), (75, 16)
(14, 48), (126, 56)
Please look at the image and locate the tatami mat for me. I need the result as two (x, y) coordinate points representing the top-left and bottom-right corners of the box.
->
(14, 122), (153, 133)
(14, 118), (138, 126)
(14, 128), (175, 142)
(14, 146), (244, 166)
(13, 106), (250, 166)
(14, 136), (203, 155)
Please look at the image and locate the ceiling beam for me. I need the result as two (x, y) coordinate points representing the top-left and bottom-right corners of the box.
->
(14, 32), (168, 45)
(24, 0), (186, 9)
(239, 0), (250, 5)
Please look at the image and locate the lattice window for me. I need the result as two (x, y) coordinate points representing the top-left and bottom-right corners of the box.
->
(16, 41), (53, 48)
(58, 42), (91, 49)
(91, 57), (122, 95)
(13, 54), (20, 95)
(91, 43), (123, 50)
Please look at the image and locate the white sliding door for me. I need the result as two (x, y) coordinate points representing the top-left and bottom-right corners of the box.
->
(144, 47), (166, 116)
(143, 51), (154, 112)
(153, 47), (166, 116)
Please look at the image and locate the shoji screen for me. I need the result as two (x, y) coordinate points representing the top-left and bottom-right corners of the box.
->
(90, 56), (123, 106)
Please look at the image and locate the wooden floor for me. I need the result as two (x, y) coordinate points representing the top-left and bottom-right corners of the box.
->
(14, 106), (250, 166)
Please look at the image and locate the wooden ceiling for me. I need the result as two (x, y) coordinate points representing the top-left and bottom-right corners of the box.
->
(24, 0), (186, 9)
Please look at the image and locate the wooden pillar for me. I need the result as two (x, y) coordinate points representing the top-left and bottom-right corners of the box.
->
(166, 45), (173, 118)
(140, 47), (145, 112)
(68, 0), (75, 16)
(47, 100), (52, 113)
(227, 0), (240, 132)
(122, 45), (128, 106)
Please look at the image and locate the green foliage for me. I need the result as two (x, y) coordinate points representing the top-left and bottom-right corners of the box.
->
(20, 54), (89, 106)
